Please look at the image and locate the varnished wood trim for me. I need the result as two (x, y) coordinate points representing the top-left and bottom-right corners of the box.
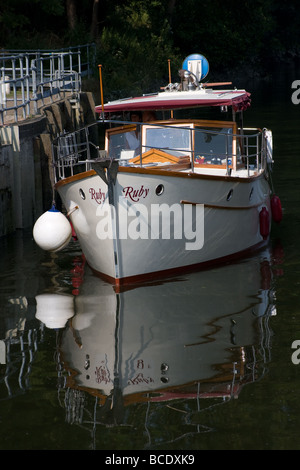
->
(130, 148), (190, 164)
(55, 170), (97, 188)
(119, 165), (262, 182)
(54, 165), (264, 189)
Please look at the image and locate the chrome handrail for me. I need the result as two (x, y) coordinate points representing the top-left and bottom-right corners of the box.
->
(52, 120), (269, 183)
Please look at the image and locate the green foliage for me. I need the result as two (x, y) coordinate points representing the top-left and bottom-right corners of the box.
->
(95, 0), (180, 98)
(172, 0), (275, 71)
(1, 0), (300, 93)
(0, 0), (66, 48)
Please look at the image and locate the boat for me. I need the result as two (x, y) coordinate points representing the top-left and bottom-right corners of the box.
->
(33, 53), (282, 288)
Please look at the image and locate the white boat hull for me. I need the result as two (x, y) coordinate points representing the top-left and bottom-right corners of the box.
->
(57, 166), (271, 287)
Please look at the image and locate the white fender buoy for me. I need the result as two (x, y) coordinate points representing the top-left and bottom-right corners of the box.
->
(33, 205), (72, 252)
(35, 293), (74, 329)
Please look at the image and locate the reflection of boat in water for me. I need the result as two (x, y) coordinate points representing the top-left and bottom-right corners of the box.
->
(44, 248), (276, 441)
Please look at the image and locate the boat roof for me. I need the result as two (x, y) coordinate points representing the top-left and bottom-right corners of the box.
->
(96, 87), (251, 114)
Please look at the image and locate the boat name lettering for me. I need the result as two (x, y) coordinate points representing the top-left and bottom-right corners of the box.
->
(89, 187), (105, 204)
(123, 185), (149, 202)
(95, 362), (111, 384)
(127, 372), (154, 386)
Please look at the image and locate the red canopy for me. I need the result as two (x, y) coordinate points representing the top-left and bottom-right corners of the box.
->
(95, 89), (251, 115)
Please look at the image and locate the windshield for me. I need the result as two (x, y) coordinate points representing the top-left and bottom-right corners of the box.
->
(144, 125), (192, 155)
(194, 127), (233, 162)
(108, 127), (141, 159)
(106, 122), (235, 162)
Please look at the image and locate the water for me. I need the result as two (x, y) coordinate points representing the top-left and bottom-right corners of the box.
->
(0, 67), (300, 451)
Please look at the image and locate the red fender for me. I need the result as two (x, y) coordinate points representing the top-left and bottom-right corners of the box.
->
(69, 220), (78, 240)
(71, 255), (86, 295)
(271, 195), (282, 223)
(260, 260), (272, 290)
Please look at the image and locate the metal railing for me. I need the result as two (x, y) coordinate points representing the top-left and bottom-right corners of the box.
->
(0, 325), (44, 400)
(51, 120), (271, 182)
(0, 44), (96, 125)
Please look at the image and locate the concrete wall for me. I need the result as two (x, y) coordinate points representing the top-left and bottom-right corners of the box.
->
(0, 92), (96, 237)
(0, 117), (48, 235)
(0, 143), (14, 236)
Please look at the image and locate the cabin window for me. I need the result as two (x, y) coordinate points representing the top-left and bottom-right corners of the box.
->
(107, 127), (140, 159)
(144, 125), (192, 156)
(194, 127), (233, 164)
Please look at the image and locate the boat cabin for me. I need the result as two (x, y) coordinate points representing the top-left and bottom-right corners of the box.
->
(105, 119), (242, 172)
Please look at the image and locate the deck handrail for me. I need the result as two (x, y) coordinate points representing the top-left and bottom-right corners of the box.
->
(52, 120), (270, 183)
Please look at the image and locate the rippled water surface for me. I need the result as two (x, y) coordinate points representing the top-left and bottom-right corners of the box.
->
(0, 66), (300, 451)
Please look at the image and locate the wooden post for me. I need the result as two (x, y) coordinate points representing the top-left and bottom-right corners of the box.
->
(98, 64), (105, 117)
(168, 59), (174, 119)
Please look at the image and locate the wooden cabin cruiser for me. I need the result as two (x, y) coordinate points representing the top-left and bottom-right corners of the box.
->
(33, 54), (282, 288)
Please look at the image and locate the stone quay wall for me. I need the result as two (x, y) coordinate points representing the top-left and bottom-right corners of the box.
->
(0, 92), (96, 237)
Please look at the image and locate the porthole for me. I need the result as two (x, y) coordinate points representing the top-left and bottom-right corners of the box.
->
(156, 184), (164, 196)
(84, 354), (90, 370)
(226, 189), (233, 201)
(79, 188), (86, 200)
(160, 376), (169, 384)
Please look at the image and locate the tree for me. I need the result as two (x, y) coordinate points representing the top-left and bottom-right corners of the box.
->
(91, 0), (100, 39)
(66, 0), (77, 31)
